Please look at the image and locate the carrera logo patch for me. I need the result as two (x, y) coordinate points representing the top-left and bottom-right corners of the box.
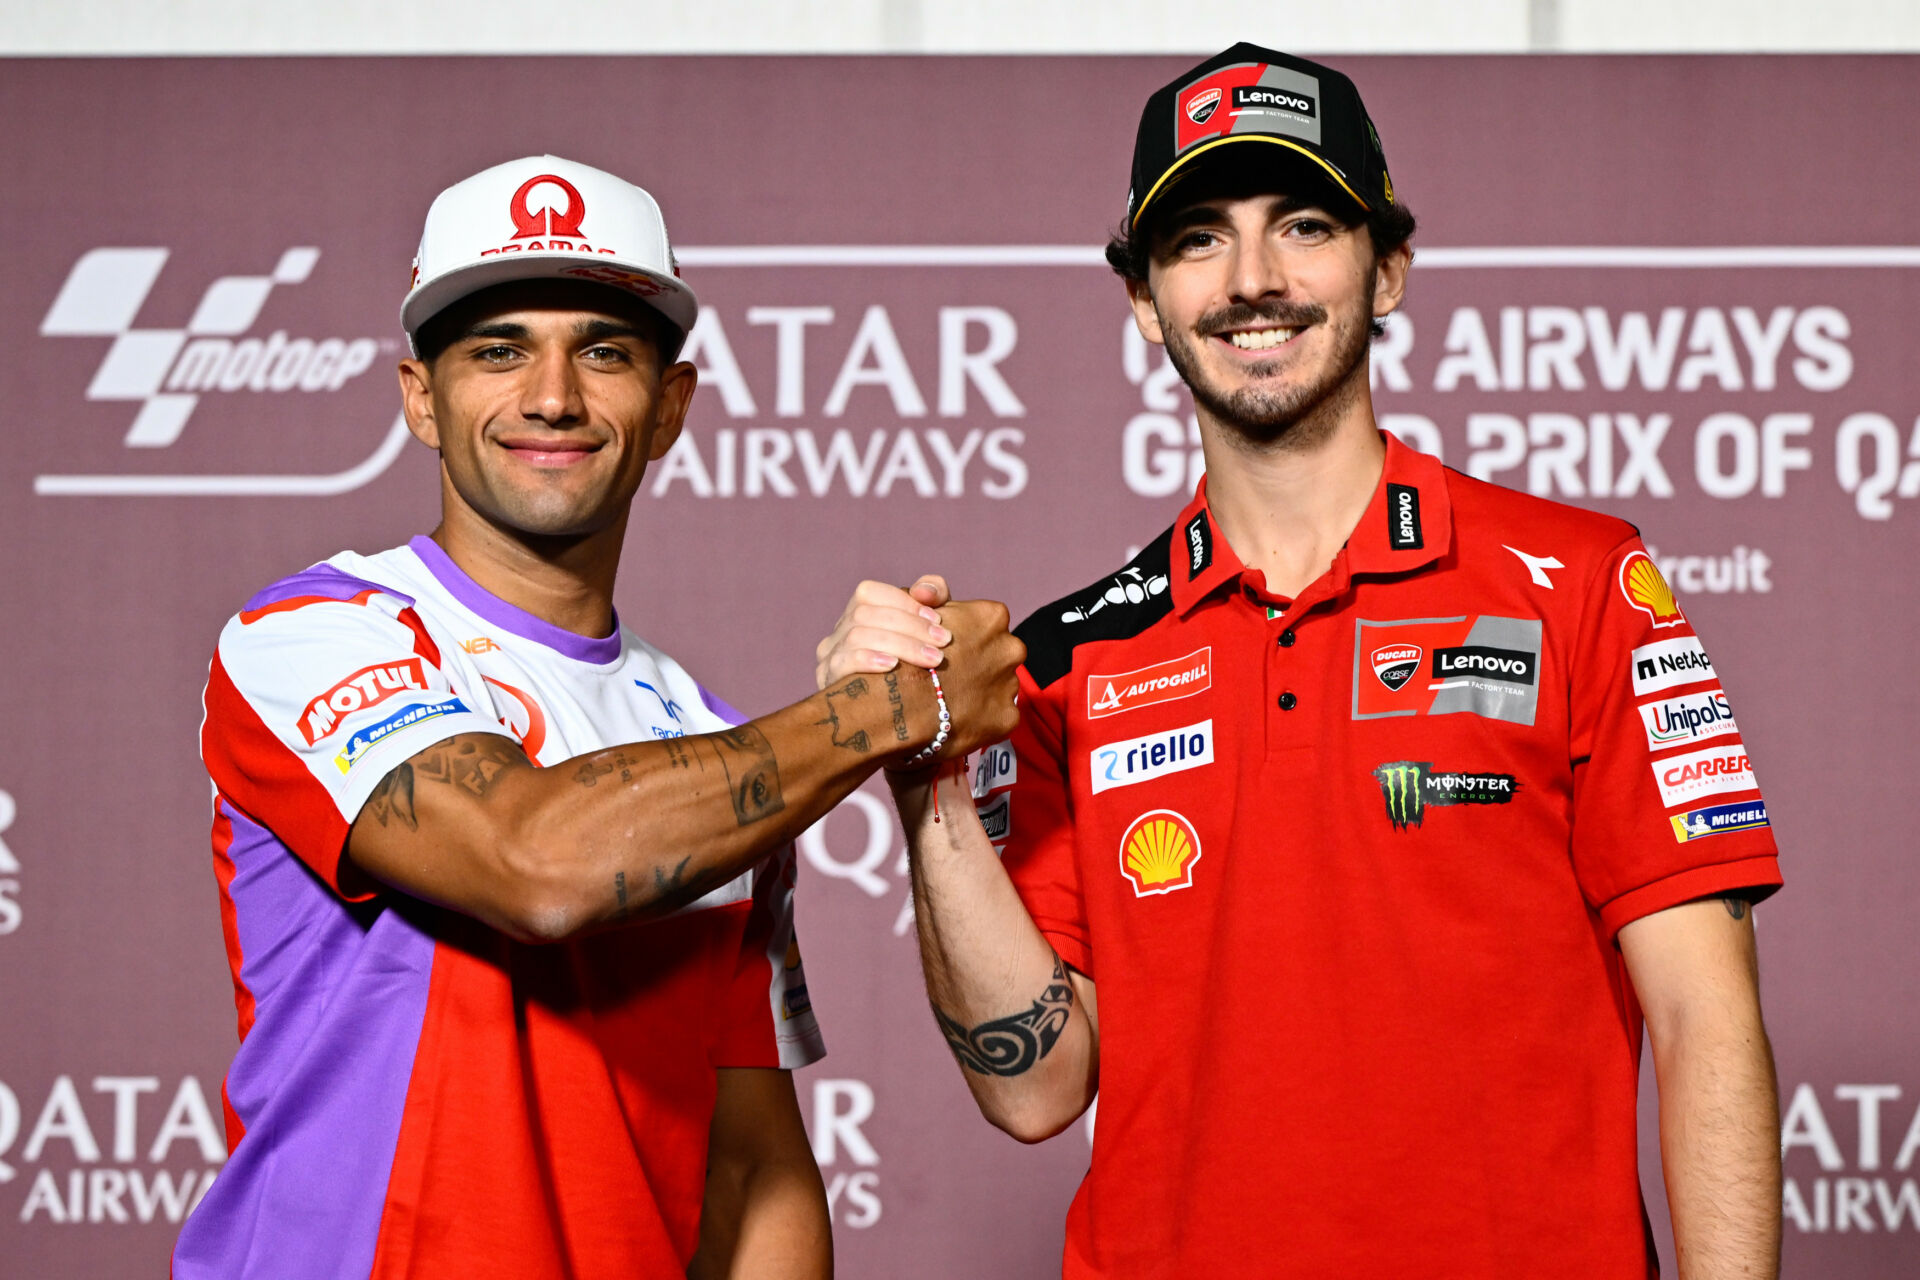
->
(1118, 809), (1203, 897)
(1091, 719), (1214, 795)
(1088, 647), (1212, 720)
(299, 659), (427, 745)
(1185, 87), (1222, 124)
(1671, 799), (1770, 843)
(1620, 550), (1686, 629)
(1371, 644), (1422, 691)
(1631, 636), (1716, 696)
(1353, 617), (1542, 726)
(1653, 743), (1758, 808)
(1372, 761), (1519, 831)
(1184, 513), (1212, 579)
(1386, 484), (1422, 550)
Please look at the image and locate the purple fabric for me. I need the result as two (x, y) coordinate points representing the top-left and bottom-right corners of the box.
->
(241, 563), (410, 614)
(698, 683), (747, 728)
(407, 535), (623, 665)
(174, 800), (435, 1279)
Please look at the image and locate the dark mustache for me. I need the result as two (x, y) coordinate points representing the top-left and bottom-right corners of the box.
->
(1198, 302), (1326, 336)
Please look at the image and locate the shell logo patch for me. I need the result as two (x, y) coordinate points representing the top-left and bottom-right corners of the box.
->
(1620, 551), (1686, 629)
(1118, 809), (1203, 898)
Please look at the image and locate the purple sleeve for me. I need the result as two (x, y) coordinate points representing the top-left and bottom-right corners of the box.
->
(697, 683), (748, 727)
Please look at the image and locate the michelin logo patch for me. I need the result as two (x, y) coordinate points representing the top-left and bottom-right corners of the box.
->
(1091, 719), (1214, 794)
(1671, 800), (1770, 843)
(334, 697), (469, 774)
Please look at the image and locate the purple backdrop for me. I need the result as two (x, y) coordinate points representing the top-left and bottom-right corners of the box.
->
(2, 54), (1916, 1277)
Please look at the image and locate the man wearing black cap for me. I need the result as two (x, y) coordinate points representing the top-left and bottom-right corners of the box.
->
(819, 44), (1783, 1278)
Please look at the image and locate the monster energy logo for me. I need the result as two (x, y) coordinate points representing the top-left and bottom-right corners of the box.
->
(1372, 761), (1519, 830)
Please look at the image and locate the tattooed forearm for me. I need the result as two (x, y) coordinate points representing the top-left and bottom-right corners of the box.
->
(935, 956), (1074, 1077)
(711, 725), (786, 826)
(413, 736), (520, 798)
(365, 764), (419, 829)
(1723, 897), (1748, 920)
(884, 668), (909, 743)
(817, 676), (873, 752)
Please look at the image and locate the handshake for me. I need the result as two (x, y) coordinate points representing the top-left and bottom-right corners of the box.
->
(814, 577), (1026, 771)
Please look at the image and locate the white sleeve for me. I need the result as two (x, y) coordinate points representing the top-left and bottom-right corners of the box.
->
(202, 581), (508, 896)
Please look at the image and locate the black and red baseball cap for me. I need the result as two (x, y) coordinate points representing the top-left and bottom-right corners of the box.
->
(1127, 43), (1396, 230)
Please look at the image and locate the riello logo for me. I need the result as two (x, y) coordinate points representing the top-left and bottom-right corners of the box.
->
(40, 247), (382, 450)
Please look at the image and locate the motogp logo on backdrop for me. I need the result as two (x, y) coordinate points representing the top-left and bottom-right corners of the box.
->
(35, 246), (402, 497)
(510, 173), (587, 239)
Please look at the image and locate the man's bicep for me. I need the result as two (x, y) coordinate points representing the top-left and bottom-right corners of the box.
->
(343, 732), (539, 929)
(1618, 896), (1763, 1034)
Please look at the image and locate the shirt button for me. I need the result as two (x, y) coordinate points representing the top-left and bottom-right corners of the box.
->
(1278, 629), (1297, 648)
(1278, 691), (1298, 711)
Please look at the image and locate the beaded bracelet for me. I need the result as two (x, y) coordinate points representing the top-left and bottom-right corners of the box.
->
(899, 669), (951, 768)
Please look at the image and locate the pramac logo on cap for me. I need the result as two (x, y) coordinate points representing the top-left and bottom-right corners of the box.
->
(1118, 809), (1203, 897)
(1619, 551), (1686, 629)
(510, 173), (587, 239)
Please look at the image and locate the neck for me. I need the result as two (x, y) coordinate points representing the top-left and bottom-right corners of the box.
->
(1196, 374), (1385, 601)
(431, 494), (626, 640)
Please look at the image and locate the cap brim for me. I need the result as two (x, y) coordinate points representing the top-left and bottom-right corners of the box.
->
(1134, 135), (1371, 229)
(400, 252), (699, 347)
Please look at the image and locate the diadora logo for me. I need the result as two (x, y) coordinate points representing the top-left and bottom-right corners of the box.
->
(1185, 87), (1222, 125)
(1118, 809), (1203, 897)
(36, 246), (403, 497)
(1087, 647), (1212, 720)
(298, 659), (428, 745)
(482, 173), (619, 258)
(1091, 719), (1214, 794)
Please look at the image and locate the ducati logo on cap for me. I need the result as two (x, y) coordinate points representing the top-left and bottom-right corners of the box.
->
(1184, 87), (1222, 125)
(510, 173), (587, 240)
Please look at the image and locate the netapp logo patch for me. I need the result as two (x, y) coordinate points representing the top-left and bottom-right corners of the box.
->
(1232, 85), (1317, 118)
(1431, 645), (1536, 687)
(1387, 484), (1423, 550)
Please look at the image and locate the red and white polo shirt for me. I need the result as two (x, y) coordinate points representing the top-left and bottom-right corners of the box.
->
(979, 431), (1780, 1279)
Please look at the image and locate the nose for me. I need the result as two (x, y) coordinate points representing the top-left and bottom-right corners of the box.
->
(519, 346), (587, 427)
(1226, 230), (1290, 307)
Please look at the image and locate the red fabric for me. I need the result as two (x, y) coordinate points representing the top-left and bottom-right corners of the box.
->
(998, 434), (1780, 1279)
(369, 903), (754, 1279)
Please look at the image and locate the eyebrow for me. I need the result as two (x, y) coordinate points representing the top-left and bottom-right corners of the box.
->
(1157, 193), (1325, 241)
(454, 317), (647, 346)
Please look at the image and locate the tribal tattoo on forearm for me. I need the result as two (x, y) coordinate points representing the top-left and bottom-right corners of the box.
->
(711, 724), (786, 826)
(935, 956), (1075, 1078)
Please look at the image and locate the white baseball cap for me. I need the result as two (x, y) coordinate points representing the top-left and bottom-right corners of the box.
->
(400, 154), (699, 354)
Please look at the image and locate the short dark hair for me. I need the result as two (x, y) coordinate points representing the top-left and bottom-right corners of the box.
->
(1104, 161), (1416, 336)
(412, 279), (681, 367)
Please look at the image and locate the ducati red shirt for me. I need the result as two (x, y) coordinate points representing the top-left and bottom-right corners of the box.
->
(979, 432), (1780, 1279)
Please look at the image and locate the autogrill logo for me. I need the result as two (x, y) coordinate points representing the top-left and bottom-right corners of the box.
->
(40, 247), (381, 450)
(1372, 761), (1518, 830)
(1232, 85), (1316, 117)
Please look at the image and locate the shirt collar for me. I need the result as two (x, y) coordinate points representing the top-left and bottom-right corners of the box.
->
(1169, 431), (1453, 617)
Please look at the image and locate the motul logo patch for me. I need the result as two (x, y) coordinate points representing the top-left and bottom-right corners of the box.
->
(1087, 647), (1211, 720)
(299, 659), (428, 744)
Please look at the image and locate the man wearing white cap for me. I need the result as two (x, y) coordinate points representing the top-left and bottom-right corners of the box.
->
(177, 155), (1022, 1278)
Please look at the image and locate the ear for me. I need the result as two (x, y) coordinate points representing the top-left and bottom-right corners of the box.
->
(398, 357), (441, 449)
(1371, 242), (1412, 322)
(645, 359), (699, 461)
(1126, 276), (1165, 347)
